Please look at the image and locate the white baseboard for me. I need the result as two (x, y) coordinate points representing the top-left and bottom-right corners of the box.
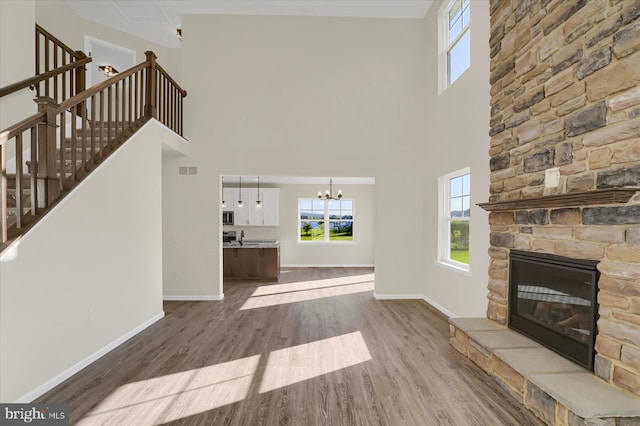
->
(15, 311), (165, 403)
(163, 294), (224, 301)
(422, 295), (457, 318)
(281, 264), (374, 268)
(373, 293), (424, 300)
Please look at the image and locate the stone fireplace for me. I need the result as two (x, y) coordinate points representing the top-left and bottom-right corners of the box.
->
(449, 0), (640, 424)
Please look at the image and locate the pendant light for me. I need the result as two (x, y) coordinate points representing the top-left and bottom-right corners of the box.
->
(237, 176), (243, 208)
(256, 176), (262, 208)
(317, 177), (342, 200)
(221, 176), (226, 209)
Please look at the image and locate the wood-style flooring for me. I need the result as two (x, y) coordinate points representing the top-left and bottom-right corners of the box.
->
(39, 268), (544, 425)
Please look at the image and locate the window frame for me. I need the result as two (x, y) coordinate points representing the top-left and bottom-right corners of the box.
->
(439, 0), (471, 93)
(437, 167), (471, 274)
(298, 198), (356, 244)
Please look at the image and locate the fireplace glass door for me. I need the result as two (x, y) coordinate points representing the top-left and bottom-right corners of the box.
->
(509, 250), (599, 370)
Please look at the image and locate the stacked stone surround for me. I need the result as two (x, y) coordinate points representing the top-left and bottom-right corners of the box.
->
(485, 0), (640, 401)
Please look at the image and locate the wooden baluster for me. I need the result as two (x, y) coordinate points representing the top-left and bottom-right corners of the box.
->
(82, 100), (87, 172)
(128, 75), (133, 125)
(53, 45), (59, 101)
(173, 87), (177, 132)
(59, 111), (65, 189)
(15, 134), (23, 228)
(35, 27), (40, 78)
(107, 86), (112, 151)
(74, 50), (86, 107)
(144, 51), (157, 119)
(164, 77), (169, 126)
(30, 127), (37, 214)
(44, 40), (50, 96)
(100, 90), (105, 156)
(35, 97), (59, 208)
(61, 53), (67, 102)
(115, 81), (120, 147)
(137, 70), (142, 119)
(0, 141), (6, 242)
(91, 95), (96, 164)
(71, 106), (77, 179)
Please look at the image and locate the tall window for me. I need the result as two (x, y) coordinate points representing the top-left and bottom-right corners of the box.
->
(299, 199), (354, 242)
(442, 0), (471, 89)
(439, 168), (470, 270)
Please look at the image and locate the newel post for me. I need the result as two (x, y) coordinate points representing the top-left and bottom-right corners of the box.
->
(144, 51), (157, 119)
(35, 96), (59, 208)
(74, 50), (87, 116)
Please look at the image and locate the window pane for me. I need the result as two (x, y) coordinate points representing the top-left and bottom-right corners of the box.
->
(462, 0), (470, 27)
(300, 221), (324, 241)
(450, 176), (462, 197)
(329, 221), (353, 241)
(341, 200), (353, 210)
(299, 199), (312, 210)
(450, 220), (469, 264)
(449, 0), (462, 28)
(450, 197), (463, 217)
(463, 195), (470, 217)
(313, 199), (325, 211)
(448, 29), (470, 85)
(329, 199), (341, 210)
(462, 173), (470, 196)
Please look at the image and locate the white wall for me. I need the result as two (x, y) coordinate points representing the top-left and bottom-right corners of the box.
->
(418, 0), (491, 317)
(0, 121), (173, 402)
(222, 183), (375, 267)
(162, 14), (429, 299)
(35, 1), (178, 79)
(0, 0), (36, 129)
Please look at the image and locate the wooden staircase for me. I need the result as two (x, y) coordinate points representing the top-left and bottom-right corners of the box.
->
(0, 26), (186, 253)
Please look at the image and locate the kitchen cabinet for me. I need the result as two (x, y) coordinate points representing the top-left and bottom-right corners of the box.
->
(223, 246), (280, 281)
(224, 187), (279, 226)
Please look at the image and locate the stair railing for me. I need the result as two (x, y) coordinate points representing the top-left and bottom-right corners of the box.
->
(0, 25), (91, 104)
(0, 51), (186, 247)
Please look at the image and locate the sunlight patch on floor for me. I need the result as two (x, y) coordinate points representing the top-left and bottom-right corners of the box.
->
(78, 355), (260, 425)
(240, 281), (374, 310)
(259, 331), (372, 393)
(251, 273), (375, 296)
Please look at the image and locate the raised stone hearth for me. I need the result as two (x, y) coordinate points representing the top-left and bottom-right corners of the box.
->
(450, 318), (640, 425)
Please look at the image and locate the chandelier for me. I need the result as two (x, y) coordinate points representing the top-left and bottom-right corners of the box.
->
(317, 178), (342, 200)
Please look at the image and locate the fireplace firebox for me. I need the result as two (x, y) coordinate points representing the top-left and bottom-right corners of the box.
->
(509, 250), (600, 370)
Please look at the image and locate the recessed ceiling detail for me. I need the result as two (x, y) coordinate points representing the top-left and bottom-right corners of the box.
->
(65, 0), (434, 48)
(112, 0), (168, 23)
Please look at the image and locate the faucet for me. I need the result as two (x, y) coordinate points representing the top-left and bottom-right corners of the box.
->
(240, 230), (244, 246)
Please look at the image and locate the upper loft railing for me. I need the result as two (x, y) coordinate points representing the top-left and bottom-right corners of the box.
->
(0, 24), (91, 103)
(0, 51), (186, 249)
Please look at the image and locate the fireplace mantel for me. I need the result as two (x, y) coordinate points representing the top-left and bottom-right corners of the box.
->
(477, 188), (639, 212)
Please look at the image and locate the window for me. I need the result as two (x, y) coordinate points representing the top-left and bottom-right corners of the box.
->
(441, 0), (470, 91)
(438, 168), (470, 271)
(299, 199), (354, 242)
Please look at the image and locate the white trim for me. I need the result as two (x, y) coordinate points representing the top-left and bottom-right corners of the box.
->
(435, 260), (472, 276)
(163, 294), (224, 301)
(14, 312), (165, 403)
(373, 293), (424, 300)
(282, 264), (374, 268)
(422, 295), (458, 318)
(438, 0), (471, 93)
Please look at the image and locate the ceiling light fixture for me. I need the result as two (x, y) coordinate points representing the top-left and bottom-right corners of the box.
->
(318, 177), (342, 200)
(256, 176), (262, 208)
(237, 176), (243, 208)
(98, 65), (119, 77)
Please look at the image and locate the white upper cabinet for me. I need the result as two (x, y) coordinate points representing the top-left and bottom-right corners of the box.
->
(225, 187), (279, 226)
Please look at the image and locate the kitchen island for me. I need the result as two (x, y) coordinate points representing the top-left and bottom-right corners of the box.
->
(223, 240), (280, 282)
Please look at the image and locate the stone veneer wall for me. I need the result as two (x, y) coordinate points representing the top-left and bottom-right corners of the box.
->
(487, 0), (640, 397)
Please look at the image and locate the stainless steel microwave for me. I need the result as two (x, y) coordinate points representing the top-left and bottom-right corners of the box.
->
(222, 211), (234, 225)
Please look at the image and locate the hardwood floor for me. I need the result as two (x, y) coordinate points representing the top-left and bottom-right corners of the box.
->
(38, 268), (544, 425)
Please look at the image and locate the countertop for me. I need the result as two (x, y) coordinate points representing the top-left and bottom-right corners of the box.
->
(223, 239), (280, 248)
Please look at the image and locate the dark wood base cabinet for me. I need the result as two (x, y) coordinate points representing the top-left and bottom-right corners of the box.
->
(223, 247), (280, 282)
